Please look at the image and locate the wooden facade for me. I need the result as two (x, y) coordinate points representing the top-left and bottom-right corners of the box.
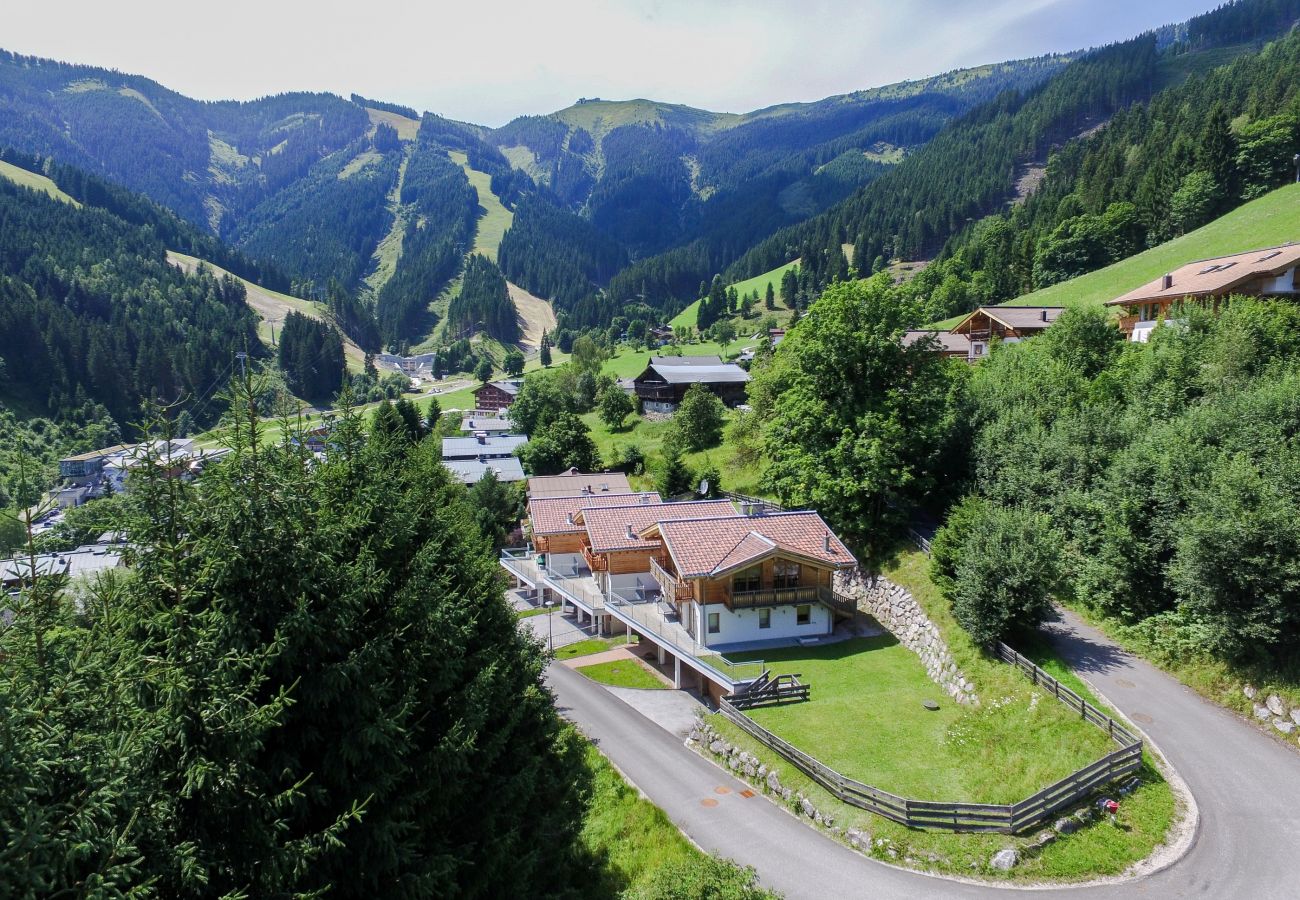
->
(472, 380), (522, 411)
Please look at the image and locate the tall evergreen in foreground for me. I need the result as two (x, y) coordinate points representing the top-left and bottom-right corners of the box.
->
(0, 380), (587, 897)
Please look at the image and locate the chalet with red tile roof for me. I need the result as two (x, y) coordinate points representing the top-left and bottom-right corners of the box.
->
(1105, 243), (1300, 341)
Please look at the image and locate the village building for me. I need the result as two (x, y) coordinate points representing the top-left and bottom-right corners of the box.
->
(440, 433), (528, 461)
(632, 355), (750, 413)
(1105, 244), (1300, 341)
(472, 379), (524, 411)
(947, 306), (1065, 361)
(902, 330), (972, 359)
(458, 415), (513, 435)
(443, 457), (526, 486)
(500, 489), (858, 702)
(526, 469), (633, 500)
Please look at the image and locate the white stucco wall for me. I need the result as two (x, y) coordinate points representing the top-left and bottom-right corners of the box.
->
(700, 601), (831, 646)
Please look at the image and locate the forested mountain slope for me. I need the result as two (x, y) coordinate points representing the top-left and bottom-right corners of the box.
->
(0, 174), (260, 431)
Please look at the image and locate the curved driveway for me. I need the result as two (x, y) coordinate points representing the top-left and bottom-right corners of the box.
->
(547, 608), (1300, 899)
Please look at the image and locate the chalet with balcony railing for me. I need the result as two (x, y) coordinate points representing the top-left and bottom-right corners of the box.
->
(1105, 244), (1300, 342)
(948, 307), (1065, 361)
(640, 511), (856, 648)
(576, 499), (737, 598)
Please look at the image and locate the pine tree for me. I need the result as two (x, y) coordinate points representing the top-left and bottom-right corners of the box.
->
(764, 281), (775, 310)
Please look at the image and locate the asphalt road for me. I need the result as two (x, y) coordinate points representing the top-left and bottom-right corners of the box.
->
(547, 608), (1300, 899)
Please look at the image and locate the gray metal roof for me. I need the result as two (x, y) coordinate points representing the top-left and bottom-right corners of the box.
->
(441, 434), (529, 459)
(643, 357), (751, 384)
(443, 457), (527, 485)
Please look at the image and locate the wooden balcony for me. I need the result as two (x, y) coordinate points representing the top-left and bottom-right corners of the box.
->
(1117, 314), (1139, 335)
(582, 547), (608, 572)
(650, 556), (692, 603)
(728, 584), (834, 610)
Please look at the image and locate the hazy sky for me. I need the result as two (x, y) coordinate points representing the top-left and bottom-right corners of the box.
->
(8, 0), (1216, 126)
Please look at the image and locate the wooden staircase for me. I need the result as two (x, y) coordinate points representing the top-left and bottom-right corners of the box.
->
(728, 669), (810, 709)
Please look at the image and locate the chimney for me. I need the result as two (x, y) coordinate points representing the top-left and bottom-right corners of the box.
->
(625, 524), (636, 541)
(1040, 309), (1048, 322)
(824, 533), (834, 554)
(1162, 273), (1173, 290)
(476, 433), (486, 445)
(566, 512), (575, 526)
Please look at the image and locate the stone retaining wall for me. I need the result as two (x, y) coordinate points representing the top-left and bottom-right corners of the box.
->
(834, 569), (979, 706)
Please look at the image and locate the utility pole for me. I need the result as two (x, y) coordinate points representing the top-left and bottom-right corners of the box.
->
(1294, 153), (1300, 184)
(236, 351), (248, 379)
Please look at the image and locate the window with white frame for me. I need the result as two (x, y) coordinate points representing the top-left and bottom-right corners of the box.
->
(708, 612), (720, 634)
(758, 608), (771, 629)
(796, 604), (811, 625)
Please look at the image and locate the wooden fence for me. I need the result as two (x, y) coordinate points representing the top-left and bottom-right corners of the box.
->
(729, 671), (811, 710)
(717, 640), (1143, 833)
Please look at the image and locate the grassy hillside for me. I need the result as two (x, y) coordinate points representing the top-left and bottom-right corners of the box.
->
(1010, 183), (1300, 311)
(551, 99), (736, 139)
(168, 251), (367, 372)
(449, 150), (513, 261)
(669, 259), (800, 329)
(365, 107), (420, 142)
(0, 159), (80, 206)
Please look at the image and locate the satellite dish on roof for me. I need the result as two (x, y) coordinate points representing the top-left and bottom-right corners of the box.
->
(698, 479), (709, 496)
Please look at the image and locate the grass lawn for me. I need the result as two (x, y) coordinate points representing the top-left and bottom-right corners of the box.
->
(669, 259), (801, 329)
(702, 546), (1177, 880)
(516, 606), (550, 619)
(577, 658), (669, 690)
(555, 633), (635, 661)
(581, 408), (769, 497)
(732, 634), (1111, 804)
(574, 743), (765, 896)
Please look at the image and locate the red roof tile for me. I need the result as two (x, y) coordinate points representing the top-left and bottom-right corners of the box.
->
(581, 500), (737, 552)
(529, 492), (660, 537)
(653, 511), (856, 578)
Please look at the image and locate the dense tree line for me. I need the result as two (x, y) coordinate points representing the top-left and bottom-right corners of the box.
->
(375, 141), (479, 346)
(349, 93), (418, 119)
(0, 49), (370, 231)
(0, 150), (292, 293)
(865, 24), (1300, 324)
(498, 193), (627, 313)
(278, 311), (346, 404)
(447, 255), (520, 344)
(730, 36), (1163, 283)
(933, 300), (1300, 669)
(0, 176), (260, 430)
(235, 139), (402, 294)
(745, 276), (965, 562)
(0, 393), (594, 896)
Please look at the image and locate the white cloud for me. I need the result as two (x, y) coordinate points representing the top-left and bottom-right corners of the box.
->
(6, 0), (1215, 125)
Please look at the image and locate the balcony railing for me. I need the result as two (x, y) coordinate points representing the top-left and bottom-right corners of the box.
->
(582, 547), (608, 572)
(604, 589), (763, 688)
(499, 547), (543, 585)
(650, 556), (692, 603)
(729, 584), (833, 610)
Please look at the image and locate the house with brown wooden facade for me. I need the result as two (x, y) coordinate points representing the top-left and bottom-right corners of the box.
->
(472, 379), (524, 411)
(499, 482), (859, 700)
(632, 356), (750, 413)
(948, 306), (1065, 361)
(1105, 243), (1300, 341)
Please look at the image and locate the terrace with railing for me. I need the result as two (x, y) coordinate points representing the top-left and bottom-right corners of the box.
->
(729, 584), (835, 610)
(605, 589), (764, 689)
(649, 555), (692, 604)
(499, 547), (544, 586)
